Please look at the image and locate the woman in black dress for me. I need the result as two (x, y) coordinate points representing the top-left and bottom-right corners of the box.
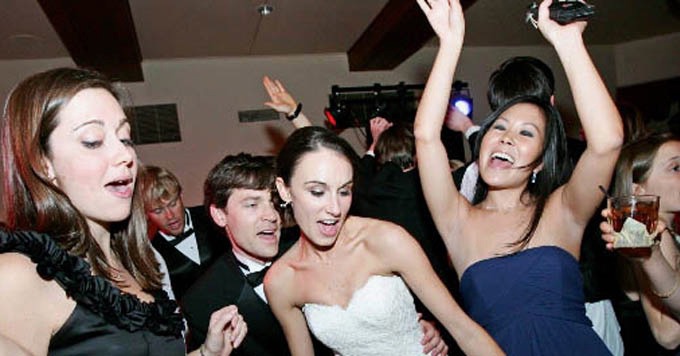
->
(0, 68), (246, 355)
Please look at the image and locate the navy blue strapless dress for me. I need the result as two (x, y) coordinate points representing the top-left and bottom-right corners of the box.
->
(460, 246), (611, 355)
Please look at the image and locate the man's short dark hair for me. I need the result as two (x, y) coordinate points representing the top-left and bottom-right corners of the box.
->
(203, 153), (276, 210)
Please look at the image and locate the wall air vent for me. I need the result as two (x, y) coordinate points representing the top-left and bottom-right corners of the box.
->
(131, 104), (181, 145)
(238, 109), (280, 123)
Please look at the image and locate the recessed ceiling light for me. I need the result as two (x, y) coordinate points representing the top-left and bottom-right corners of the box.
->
(257, 4), (273, 16)
(6, 33), (44, 43)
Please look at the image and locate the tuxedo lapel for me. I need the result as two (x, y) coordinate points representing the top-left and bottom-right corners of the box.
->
(222, 253), (289, 356)
(188, 206), (228, 265)
(151, 233), (195, 266)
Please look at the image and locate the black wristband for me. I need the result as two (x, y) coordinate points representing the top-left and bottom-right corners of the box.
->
(286, 103), (302, 121)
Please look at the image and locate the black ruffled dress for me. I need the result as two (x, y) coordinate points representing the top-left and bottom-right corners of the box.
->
(0, 230), (185, 356)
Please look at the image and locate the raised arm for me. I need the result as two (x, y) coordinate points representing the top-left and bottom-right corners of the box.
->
(368, 116), (393, 153)
(263, 76), (312, 129)
(264, 265), (315, 356)
(371, 222), (504, 355)
(537, 0), (623, 227)
(414, 0), (470, 240)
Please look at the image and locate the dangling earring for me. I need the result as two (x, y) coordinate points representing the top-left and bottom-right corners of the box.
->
(531, 171), (537, 184)
(279, 200), (291, 209)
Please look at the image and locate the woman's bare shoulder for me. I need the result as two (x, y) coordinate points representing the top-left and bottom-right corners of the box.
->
(0, 253), (72, 355)
(346, 215), (405, 235)
(0, 252), (58, 301)
(346, 216), (411, 249)
(265, 244), (299, 294)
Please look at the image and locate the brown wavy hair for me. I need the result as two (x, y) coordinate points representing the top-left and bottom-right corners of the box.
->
(612, 133), (679, 197)
(1, 67), (161, 290)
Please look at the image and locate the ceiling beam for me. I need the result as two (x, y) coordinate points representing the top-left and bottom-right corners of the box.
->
(348, 0), (478, 72)
(37, 0), (144, 82)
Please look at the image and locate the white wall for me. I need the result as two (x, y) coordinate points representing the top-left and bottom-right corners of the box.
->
(614, 32), (680, 87)
(0, 36), (663, 217)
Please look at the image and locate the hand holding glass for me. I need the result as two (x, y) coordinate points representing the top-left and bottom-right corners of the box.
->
(607, 194), (660, 257)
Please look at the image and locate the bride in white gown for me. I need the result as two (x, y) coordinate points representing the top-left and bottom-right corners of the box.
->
(264, 126), (502, 356)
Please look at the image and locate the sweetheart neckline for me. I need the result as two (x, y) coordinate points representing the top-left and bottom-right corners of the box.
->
(459, 245), (578, 285)
(303, 274), (401, 311)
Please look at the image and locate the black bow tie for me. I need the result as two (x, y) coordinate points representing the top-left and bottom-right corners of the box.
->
(236, 258), (270, 287)
(245, 266), (270, 287)
(168, 228), (195, 247)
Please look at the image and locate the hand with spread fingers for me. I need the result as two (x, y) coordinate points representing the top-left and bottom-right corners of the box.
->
(262, 75), (311, 128)
(415, 0), (465, 45)
(263, 76), (297, 114)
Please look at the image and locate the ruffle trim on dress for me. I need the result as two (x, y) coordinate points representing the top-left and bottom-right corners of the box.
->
(0, 229), (184, 337)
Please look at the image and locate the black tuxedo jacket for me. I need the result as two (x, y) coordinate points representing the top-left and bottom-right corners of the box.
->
(352, 155), (456, 293)
(151, 206), (227, 301)
(181, 228), (331, 356)
(182, 252), (287, 356)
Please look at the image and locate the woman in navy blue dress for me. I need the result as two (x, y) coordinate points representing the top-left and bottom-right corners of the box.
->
(414, 0), (622, 354)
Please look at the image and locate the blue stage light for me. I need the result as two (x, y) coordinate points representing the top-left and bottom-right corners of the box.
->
(450, 81), (473, 118)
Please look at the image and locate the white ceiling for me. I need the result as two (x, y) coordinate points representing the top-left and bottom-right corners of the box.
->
(1, 0), (679, 61)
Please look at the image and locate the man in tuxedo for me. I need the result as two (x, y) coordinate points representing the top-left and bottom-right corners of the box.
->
(139, 166), (227, 301)
(181, 153), (447, 355)
(180, 153), (302, 355)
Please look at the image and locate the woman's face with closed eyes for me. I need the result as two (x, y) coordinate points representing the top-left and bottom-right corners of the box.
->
(276, 147), (353, 247)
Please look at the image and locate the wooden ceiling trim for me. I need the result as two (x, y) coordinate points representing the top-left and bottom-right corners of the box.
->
(37, 0), (144, 82)
(348, 0), (478, 72)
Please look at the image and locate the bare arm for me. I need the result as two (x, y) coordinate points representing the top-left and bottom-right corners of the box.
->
(536, 0), (623, 230)
(368, 117), (393, 152)
(641, 237), (680, 318)
(601, 213), (680, 319)
(373, 223), (504, 355)
(263, 76), (312, 129)
(0, 333), (33, 356)
(637, 231), (680, 349)
(264, 265), (315, 356)
(0, 253), (70, 355)
(414, 0), (470, 242)
(638, 271), (680, 350)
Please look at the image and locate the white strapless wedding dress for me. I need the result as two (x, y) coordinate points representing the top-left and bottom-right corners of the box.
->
(302, 275), (425, 356)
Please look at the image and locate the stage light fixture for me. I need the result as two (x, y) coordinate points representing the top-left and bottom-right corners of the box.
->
(324, 95), (354, 129)
(450, 80), (473, 118)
